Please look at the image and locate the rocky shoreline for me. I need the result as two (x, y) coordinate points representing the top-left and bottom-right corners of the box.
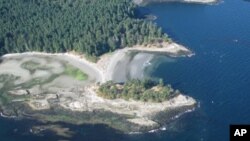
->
(0, 99), (197, 133)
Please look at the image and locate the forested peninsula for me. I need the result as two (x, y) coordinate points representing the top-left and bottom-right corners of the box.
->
(0, 0), (168, 60)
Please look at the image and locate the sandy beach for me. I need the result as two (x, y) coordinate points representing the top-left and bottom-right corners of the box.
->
(2, 41), (193, 83)
(98, 42), (194, 82)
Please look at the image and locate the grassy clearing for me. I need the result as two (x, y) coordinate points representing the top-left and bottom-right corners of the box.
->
(64, 65), (88, 81)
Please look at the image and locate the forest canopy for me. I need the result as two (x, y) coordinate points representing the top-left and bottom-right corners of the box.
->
(98, 79), (179, 102)
(0, 0), (168, 58)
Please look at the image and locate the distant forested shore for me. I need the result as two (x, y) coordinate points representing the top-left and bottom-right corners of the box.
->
(0, 0), (168, 60)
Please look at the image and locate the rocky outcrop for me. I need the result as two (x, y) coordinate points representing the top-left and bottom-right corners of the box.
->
(133, 0), (218, 5)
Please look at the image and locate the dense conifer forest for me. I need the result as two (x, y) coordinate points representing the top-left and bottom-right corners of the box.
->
(0, 0), (168, 58)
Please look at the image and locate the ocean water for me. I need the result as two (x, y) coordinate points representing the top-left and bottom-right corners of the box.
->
(145, 0), (250, 140)
(1, 0), (250, 140)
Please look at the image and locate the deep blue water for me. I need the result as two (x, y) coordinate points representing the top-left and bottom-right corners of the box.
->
(147, 0), (250, 140)
(1, 0), (250, 140)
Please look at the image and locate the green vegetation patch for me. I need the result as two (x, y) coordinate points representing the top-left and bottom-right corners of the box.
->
(98, 79), (179, 102)
(18, 74), (60, 89)
(0, 74), (20, 83)
(20, 60), (52, 74)
(21, 60), (41, 73)
(0, 74), (20, 90)
(64, 65), (88, 81)
(0, 91), (14, 105)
